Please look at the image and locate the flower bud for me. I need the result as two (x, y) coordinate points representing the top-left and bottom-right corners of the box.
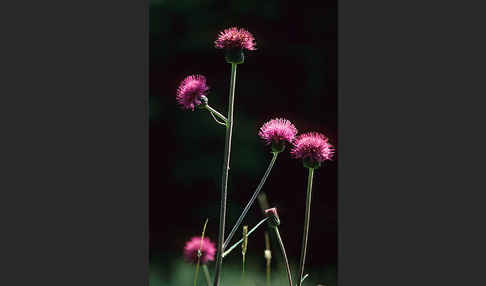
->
(264, 207), (280, 227)
(197, 95), (209, 110)
(264, 250), (272, 260)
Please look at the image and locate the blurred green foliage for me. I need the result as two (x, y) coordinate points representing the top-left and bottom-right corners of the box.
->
(150, 255), (336, 286)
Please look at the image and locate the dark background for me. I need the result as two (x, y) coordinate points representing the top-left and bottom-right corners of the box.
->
(149, 0), (337, 284)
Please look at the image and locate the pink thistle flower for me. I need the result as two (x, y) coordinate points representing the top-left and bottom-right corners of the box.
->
(291, 132), (334, 168)
(214, 27), (256, 51)
(258, 118), (298, 153)
(176, 74), (209, 111)
(183, 236), (216, 264)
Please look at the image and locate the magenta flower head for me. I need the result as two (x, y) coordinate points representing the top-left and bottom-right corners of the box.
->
(214, 27), (256, 64)
(183, 236), (216, 264)
(259, 118), (298, 153)
(291, 132), (335, 169)
(264, 207), (281, 227)
(176, 74), (209, 111)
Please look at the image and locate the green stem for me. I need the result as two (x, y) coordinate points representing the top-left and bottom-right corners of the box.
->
(193, 262), (201, 286)
(273, 227), (293, 286)
(297, 168), (314, 286)
(206, 105), (227, 126)
(224, 152), (279, 249)
(213, 63), (237, 286)
(202, 265), (212, 286)
(223, 217), (269, 258)
(193, 219), (209, 286)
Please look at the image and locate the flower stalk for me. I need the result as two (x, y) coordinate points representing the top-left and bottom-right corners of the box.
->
(223, 152), (279, 249)
(213, 62), (238, 286)
(204, 104), (227, 126)
(273, 226), (293, 286)
(202, 265), (212, 286)
(223, 217), (269, 258)
(193, 219), (209, 286)
(297, 168), (314, 286)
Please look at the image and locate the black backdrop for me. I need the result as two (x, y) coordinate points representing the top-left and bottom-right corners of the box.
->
(149, 0), (337, 277)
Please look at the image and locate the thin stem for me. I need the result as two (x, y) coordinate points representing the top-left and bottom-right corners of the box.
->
(202, 265), (212, 286)
(206, 105), (227, 126)
(193, 219), (209, 286)
(297, 168), (314, 286)
(273, 227), (293, 286)
(213, 63), (237, 286)
(223, 217), (269, 258)
(209, 111), (227, 126)
(224, 152), (279, 249)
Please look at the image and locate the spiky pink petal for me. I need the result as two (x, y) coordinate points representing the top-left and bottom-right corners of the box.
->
(214, 27), (256, 51)
(291, 132), (334, 163)
(176, 74), (209, 111)
(258, 118), (298, 146)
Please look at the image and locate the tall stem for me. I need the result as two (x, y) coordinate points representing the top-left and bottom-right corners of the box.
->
(213, 63), (237, 286)
(273, 227), (293, 286)
(297, 168), (314, 286)
(224, 152), (279, 249)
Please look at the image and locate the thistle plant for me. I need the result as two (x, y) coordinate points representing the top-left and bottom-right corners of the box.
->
(184, 233), (216, 286)
(175, 26), (335, 286)
(291, 132), (334, 286)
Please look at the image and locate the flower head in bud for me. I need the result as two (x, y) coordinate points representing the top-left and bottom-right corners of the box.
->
(259, 118), (298, 153)
(215, 27), (256, 51)
(176, 74), (209, 111)
(264, 207), (281, 227)
(291, 132), (334, 169)
(183, 236), (216, 264)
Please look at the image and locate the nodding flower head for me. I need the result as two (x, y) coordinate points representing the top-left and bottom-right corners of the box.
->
(176, 74), (209, 111)
(215, 27), (256, 64)
(264, 207), (280, 227)
(258, 118), (298, 153)
(291, 132), (334, 169)
(183, 236), (216, 264)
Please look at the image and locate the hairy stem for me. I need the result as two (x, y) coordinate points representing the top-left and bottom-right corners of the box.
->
(213, 63), (237, 286)
(224, 152), (279, 249)
(273, 227), (293, 286)
(223, 217), (269, 258)
(297, 168), (314, 286)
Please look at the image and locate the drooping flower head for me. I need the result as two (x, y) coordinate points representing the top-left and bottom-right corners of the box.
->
(264, 207), (281, 227)
(291, 132), (334, 169)
(183, 236), (216, 264)
(215, 27), (256, 64)
(258, 118), (298, 153)
(176, 74), (209, 111)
